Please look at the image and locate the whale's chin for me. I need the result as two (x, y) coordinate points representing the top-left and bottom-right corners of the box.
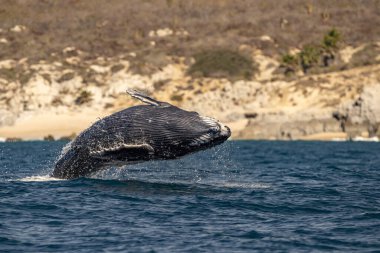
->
(189, 123), (231, 150)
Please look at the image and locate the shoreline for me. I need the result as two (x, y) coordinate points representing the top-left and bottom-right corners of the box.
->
(0, 110), (109, 141)
(1, 112), (378, 142)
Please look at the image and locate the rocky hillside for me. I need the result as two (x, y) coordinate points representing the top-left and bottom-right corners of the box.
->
(0, 1), (380, 140)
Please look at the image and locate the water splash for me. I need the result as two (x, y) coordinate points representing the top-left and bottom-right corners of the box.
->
(58, 140), (73, 159)
(17, 175), (64, 182)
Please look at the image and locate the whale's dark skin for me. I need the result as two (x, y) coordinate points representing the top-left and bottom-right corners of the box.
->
(51, 89), (231, 179)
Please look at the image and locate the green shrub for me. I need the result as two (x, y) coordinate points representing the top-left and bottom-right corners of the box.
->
(281, 54), (298, 66)
(188, 49), (254, 80)
(280, 28), (342, 75)
(321, 28), (341, 67)
(280, 53), (300, 76)
(299, 45), (322, 73)
(322, 28), (341, 50)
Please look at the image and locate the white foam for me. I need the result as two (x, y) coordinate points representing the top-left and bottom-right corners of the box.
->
(17, 175), (64, 182)
(331, 138), (346, 142)
(207, 181), (271, 189)
(59, 140), (73, 158)
(352, 136), (379, 142)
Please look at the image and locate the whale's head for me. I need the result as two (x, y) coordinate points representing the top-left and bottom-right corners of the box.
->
(136, 104), (231, 158)
(186, 114), (231, 149)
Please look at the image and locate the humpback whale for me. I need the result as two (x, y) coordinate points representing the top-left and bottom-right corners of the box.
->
(51, 89), (231, 179)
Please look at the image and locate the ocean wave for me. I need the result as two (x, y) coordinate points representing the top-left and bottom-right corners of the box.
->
(17, 175), (64, 182)
(211, 181), (271, 189)
(352, 136), (379, 142)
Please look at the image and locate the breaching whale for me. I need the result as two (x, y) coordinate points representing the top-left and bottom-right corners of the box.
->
(51, 89), (231, 179)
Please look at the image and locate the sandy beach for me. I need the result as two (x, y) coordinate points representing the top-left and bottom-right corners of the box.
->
(0, 110), (108, 140)
(0, 111), (355, 141)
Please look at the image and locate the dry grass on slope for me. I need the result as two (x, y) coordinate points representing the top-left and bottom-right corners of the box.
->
(0, 0), (379, 63)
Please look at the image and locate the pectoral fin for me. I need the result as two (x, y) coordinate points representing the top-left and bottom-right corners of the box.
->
(90, 143), (154, 162)
(126, 88), (170, 107)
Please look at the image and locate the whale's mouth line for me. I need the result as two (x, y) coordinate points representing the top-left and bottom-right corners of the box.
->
(187, 116), (231, 148)
(189, 133), (229, 148)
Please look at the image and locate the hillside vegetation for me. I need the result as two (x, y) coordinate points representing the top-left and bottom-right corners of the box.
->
(1, 1), (380, 61)
(0, 0), (380, 140)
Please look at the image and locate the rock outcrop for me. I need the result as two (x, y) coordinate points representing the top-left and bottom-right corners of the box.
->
(0, 44), (380, 141)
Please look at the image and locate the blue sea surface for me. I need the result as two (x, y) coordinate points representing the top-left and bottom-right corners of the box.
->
(0, 141), (379, 252)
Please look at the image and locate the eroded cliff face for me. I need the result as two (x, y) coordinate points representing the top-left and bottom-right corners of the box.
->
(0, 43), (380, 140)
(181, 65), (380, 140)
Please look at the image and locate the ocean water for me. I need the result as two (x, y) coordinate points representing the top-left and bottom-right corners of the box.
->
(0, 141), (379, 252)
